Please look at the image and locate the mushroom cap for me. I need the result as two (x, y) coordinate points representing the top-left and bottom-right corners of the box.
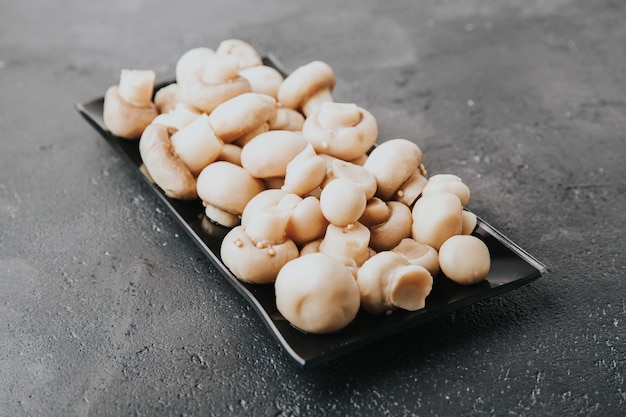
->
(326, 159), (377, 200)
(275, 253), (360, 334)
(282, 144), (327, 196)
(138, 123), (197, 200)
(216, 38), (263, 69)
(240, 130), (308, 179)
(411, 192), (463, 250)
(364, 139), (424, 201)
(241, 188), (290, 227)
(319, 178), (367, 227)
(438, 235), (491, 285)
(196, 161), (265, 215)
(103, 85), (158, 139)
(238, 65), (284, 98)
(269, 108), (305, 131)
(153, 83), (180, 114)
(277, 61), (336, 111)
(221, 225), (298, 284)
(282, 195), (328, 245)
(208, 92), (277, 143)
(422, 174), (471, 206)
(302, 104), (378, 161)
(357, 251), (433, 315)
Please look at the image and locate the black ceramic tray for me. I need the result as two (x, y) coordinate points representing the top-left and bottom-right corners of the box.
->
(75, 54), (548, 367)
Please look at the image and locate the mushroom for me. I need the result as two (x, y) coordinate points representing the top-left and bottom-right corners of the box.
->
(269, 108), (305, 131)
(138, 123), (197, 200)
(394, 169), (428, 207)
(319, 222), (371, 267)
(178, 53), (251, 114)
(319, 178), (367, 227)
(356, 251), (433, 315)
(208, 92), (277, 144)
(324, 159), (377, 200)
(238, 65), (284, 98)
(282, 144), (327, 196)
(360, 200), (412, 252)
(240, 130), (307, 179)
(151, 102), (201, 130)
(220, 207), (299, 284)
(103, 69), (158, 139)
(411, 192), (463, 250)
(421, 174), (470, 206)
(277, 60), (336, 117)
(241, 188), (289, 227)
(438, 235), (491, 285)
(391, 238), (440, 277)
(461, 210), (478, 234)
(302, 102), (378, 161)
(278, 194), (328, 246)
(215, 38), (263, 69)
(196, 161), (265, 227)
(153, 83), (180, 114)
(168, 114), (224, 175)
(216, 143), (243, 166)
(175, 47), (215, 85)
(363, 139), (423, 201)
(275, 253), (360, 334)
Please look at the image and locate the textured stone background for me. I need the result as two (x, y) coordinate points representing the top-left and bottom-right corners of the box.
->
(1, 0), (624, 416)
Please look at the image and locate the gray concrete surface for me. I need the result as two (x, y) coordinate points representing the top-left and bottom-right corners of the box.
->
(1, 0), (624, 416)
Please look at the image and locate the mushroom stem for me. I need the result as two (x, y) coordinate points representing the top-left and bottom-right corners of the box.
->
(245, 206), (290, 245)
(118, 69), (156, 107)
(319, 222), (371, 267)
(317, 102), (360, 128)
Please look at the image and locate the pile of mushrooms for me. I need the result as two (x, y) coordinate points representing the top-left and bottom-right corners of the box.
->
(102, 39), (492, 334)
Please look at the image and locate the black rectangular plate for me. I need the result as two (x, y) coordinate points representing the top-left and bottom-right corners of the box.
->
(75, 54), (548, 367)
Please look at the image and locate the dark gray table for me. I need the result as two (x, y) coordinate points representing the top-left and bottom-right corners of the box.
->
(2, 1), (624, 416)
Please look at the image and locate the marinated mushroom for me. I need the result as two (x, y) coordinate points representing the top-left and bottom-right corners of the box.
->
(138, 124), (197, 200)
(215, 38), (263, 69)
(240, 130), (307, 179)
(391, 238), (440, 277)
(357, 251), (433, 315)
(178, 53), (251, 114)
(221, 207), (299, 284)
(208, 92), (277, 144)
(275, 253), (360, 334)
(411, 192), (463, 250)
(438, 235), (491, 285)
(363, 139), (423, 201)
(277, 60), (336, 117)
(302, 102), (378, 161)
(282, 144), (327, 196)
(196, 161), (265, 227)
(103, 69), (158, 139)
(319, 178), (367, 227)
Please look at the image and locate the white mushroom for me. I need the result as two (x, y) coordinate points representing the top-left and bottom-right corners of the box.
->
(319, 178), (367, 227)
(238, 65), (284, 98)
(215, 38), (263, 69)
(319, 222), (371, 267)
(438, 235), (491, 285)
(302, 102), (378, 161)
(422, 174), (471, 206)
(282, 144), (327, 196)
(103, 69), (158, 139)
(275, 253), (360, 334)
(168, 113), (224, 175)
(363, 139), (423, 201)
(269, 108), (305, 131)
(175, 47), (215, 85)
(277, 60), (336, 117)
(394, 169), (428, 207)
(138, 124), (197, 200)
(411, 192), (463, 250)
(357, 251), (433, 315)
(240, 130), (308, 179)
(279, 194), (328, 246)
(361, 200), (412, 252)
(153, 83), (180, 114)
(208, 92), (277, 144)
(325, 159), (378, 200)
(196, 161), (265, 227)
(391, 238), (440, 277)
(178, 53), (251, 114)
(151, 102), (201, 130)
